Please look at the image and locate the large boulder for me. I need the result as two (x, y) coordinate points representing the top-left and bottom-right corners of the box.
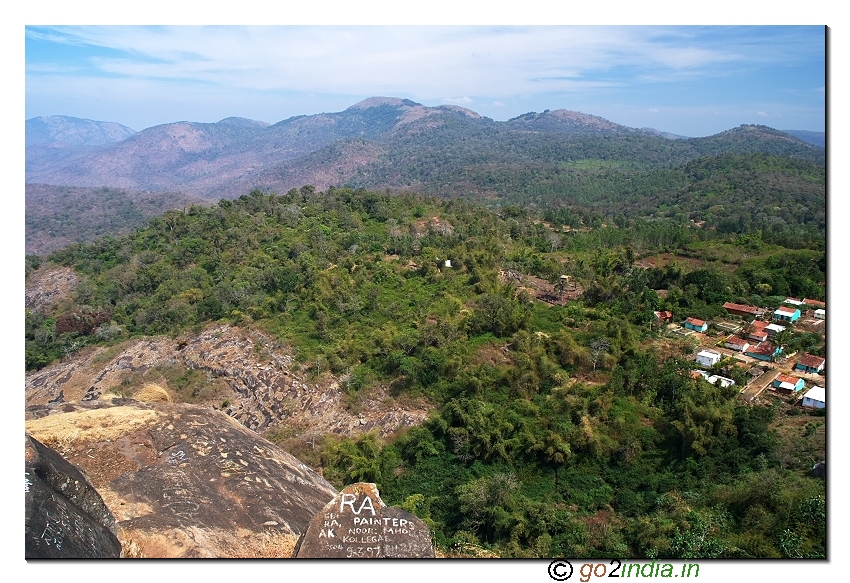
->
(25, 400), (338, 557)
(25, 434), (122, 558)
(294, 482), (435, 558)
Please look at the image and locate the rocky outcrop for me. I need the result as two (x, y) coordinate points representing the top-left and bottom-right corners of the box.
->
(25, 400), (338, 558)
(25, 266), (79, 314)
(25, 324), (431, 439)
(25, 434), (122, 558)
(294, 483), (435, 558)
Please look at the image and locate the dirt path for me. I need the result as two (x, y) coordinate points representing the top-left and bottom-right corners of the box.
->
(740, 368), (780, 401)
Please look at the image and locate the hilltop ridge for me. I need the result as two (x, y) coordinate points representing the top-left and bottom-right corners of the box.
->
(26, 115), (137, 147)
(26, 97), (824, 201)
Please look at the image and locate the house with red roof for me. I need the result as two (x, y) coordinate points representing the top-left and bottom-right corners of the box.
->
(795, 354), (825, 374)
(745, 341), (782, 362)
(723, 302), (765, 318)
(772, 374), (806, 394)
(747, 330), (768, 342)
(724, 335), (750, 353)
(747, 320), (769, 342)
(684, 317), (708, 332)
(654, 310), (674, 322)
(774, 306), (801, 323)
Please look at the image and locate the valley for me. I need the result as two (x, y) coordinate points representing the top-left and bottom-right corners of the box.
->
(24, 98), (826, 559)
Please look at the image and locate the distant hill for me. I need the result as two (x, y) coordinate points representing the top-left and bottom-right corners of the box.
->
(505, 109), (642, 135)
(26, 101), (429, 194)
(25, 184), (205, 255)
(641, 127), (690, 140)
(25, 98), (825, 204)
(26, 115), (137, 147)
(780, 129), (825, 148)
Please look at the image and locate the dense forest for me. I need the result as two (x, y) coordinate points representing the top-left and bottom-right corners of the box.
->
(342, 119), (824, 202)
(27, 148), (825, 259)
(25, 178), (826, 558)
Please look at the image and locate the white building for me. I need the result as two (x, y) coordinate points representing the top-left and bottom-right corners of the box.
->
(814, 309), (825, 320)
(696, 350), (722, 367)
(693, 369), (735, 388)
(708, 375), (735, 388)
(765, 323), (786, 336)
(802, 386), (825, 409)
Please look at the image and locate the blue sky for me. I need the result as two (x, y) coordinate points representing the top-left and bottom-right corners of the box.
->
(25, 24), (825, 137)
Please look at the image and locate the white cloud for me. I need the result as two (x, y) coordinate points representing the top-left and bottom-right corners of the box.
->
(757, 111), (768, 116)
(444, 96), (473, 104)
(28, 25), (817, 103)
(649, 108), (658, 112)
(493, 101), (504, 106)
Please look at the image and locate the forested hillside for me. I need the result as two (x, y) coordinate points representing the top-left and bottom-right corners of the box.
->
(25, 187), (825, 558)
(252, 118), (825, 204)
(26, 142), (824, 256)
(25, 98), (826, 265)
(26, 98), (824, 201)
(26, 184), (204, 255)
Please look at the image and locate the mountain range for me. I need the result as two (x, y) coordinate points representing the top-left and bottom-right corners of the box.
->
(26, 97), (825, 201)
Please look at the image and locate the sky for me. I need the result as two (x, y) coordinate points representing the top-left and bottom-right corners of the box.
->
(25, 24), (826, 137)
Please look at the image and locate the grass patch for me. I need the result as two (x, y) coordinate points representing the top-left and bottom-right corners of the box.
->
(90, 343), (128, 366)
(26, 406), (159, 451)
(132, 383), (172, 403)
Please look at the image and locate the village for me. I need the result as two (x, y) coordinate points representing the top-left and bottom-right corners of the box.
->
(493, 268), (826, 412)
(653, 298), (826, 409)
